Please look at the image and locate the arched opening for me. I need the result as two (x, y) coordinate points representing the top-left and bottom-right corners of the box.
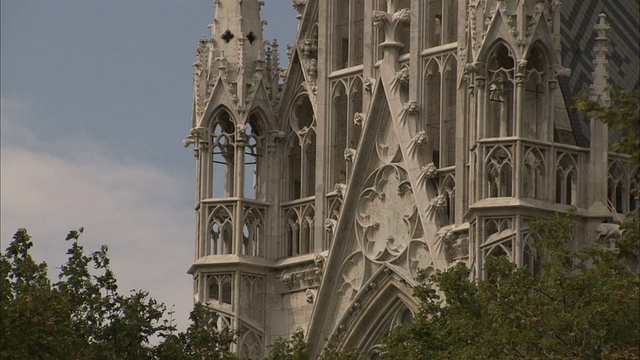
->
(523, 45), (547, 139)
(486, 44), (515, 138)
(210, 110), (236, 198)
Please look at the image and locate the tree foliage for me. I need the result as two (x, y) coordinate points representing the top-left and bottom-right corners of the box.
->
(383, 212), (640, 359)
(0, 228), (237, 360)
(265, 330), (363, 360)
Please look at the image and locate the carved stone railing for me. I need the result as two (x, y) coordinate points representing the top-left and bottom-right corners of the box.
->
(201, 198), (270, 257)
(475, 138), (588, 207)
(281, 197), (316, 258)
(607, 152), (638, 213)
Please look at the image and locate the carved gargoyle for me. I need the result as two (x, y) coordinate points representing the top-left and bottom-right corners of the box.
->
(305, 288), (317, 304)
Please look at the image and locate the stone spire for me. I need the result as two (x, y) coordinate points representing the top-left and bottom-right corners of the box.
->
(590, 13), (610, 105)
(588, 13), (611, 215)
(209, 0), (266, 87)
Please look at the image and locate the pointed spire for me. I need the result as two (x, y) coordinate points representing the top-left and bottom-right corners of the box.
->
(590, 13), (610, 106)
(209, 0), (266, 86)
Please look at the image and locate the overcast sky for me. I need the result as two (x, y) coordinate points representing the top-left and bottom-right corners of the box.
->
(1, 0), (297, 333)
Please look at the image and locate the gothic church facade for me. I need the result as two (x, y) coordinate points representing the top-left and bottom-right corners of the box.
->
(182, 1), (639, 358)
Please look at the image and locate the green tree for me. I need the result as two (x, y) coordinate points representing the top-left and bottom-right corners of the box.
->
(154, 303), (238, 360)
(0, 228), (238, 360)
(576, 87), (640, 257)
(382, 213), (640, 359)
(264, 330), (363, 360)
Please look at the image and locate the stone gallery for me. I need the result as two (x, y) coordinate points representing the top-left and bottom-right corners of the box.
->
(181, 0), (639, 358)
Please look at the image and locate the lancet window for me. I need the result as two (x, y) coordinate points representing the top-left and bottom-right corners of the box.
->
(555, 152), (578, 206)
(283, 204), (315, 257)
(333, 0), (364, 70)
(286, 94), (316, 200)
(208, 205), (233, 255)
(486, 44), (515, 138)
(211, 110), (236, 198)
(423, 55), (457, 168)
(330, 76), (363, 186)
(523, 46), (548, 139)
(423, 0), (457, 48)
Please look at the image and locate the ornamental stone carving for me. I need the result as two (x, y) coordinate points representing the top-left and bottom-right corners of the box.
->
(356, 165), (418, 263)
(344, 148), (357, 162)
